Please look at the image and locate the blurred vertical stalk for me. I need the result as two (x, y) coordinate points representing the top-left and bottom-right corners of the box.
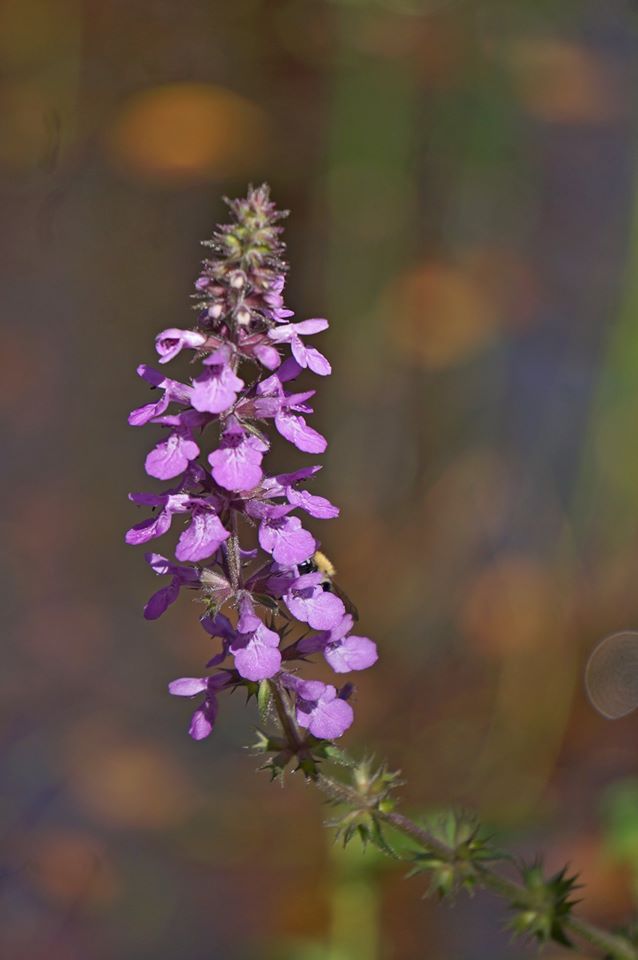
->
(327, 842), (381, 960)
(576, 142), (638, 548)
(325, 27), (417, 354)
(318, 10), (419, 955)
(321, 5), (419, 502)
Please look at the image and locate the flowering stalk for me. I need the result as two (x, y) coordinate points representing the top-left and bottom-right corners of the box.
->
(129, 186), (636, 958)
(314, 761), (638, 960)
(127, 184), (377, 753)
(256, 678), (637, 960)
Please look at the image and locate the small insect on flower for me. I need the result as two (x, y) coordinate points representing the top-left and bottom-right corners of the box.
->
(585, 630), (638, 719)
(297, 550), (359, 621)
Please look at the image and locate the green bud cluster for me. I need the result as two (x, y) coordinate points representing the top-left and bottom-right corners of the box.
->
(256, 654), (637, 960)
(408, 811), (504, 899)
(202, 183), (287, 276)
(507, 862), (581, 947)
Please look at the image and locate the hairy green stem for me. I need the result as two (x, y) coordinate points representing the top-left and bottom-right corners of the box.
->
(268, 679), (303, 752)
(315, 774), (636, 960)
(227, 512), (241, 591)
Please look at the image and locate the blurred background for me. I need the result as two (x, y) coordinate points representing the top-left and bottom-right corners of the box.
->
(3, 0), (638, 957)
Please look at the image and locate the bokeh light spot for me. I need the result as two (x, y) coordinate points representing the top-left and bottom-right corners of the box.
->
(585, 631), (638, 720)
(387, 260), (499, 369)
(105, 83), (268, 184)
(69, 739), (198, 829)
(0, 81), (55, 173)
(461, 555), (559, 656)
(506, 39), (622, 125)
(29, 829), (117, 905)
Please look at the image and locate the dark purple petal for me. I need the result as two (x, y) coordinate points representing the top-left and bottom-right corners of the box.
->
(144, 578), (180, 620)
(143, 553), (200, 618)
(273, 466), (322, 487)
(189, 700), (217, 740)
(296, 633), (328, 655)
(276, 357), (304, 382)
(205, 642), (230, 667)
(245, 500), (291, 521)
(201, 613), (236, 641)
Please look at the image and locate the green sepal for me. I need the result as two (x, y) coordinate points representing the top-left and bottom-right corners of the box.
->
(241, 420), (269, 445)
(408, 851), (479, 900)
(251, 729), (288, 755)
(327, 807), (398, 859)
(257, 680), (272, 724)
(252, 593), (281, 612)
(243, 680), (260, 703)
(309, 740), (356, 767)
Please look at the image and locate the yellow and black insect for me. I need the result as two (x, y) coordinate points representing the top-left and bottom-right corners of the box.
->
(297, 550), (359, 621)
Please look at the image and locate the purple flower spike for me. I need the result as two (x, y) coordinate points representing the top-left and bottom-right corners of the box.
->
(155, 328), (206, 364)
(129, 185), (377, 744)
